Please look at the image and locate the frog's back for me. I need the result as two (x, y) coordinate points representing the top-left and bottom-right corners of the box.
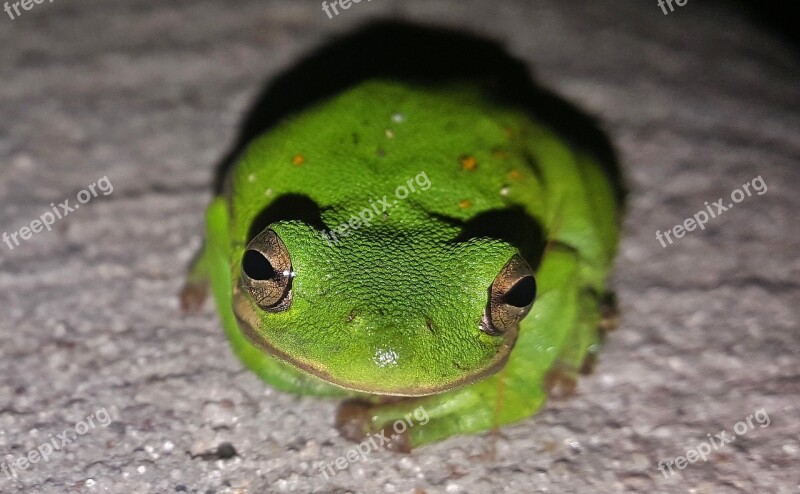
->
(229, 80), (620, 283)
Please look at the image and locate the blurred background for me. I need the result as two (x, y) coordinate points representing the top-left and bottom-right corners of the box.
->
(0, 1), (798, 493)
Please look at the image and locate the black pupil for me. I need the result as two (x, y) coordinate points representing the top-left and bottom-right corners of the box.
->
(503, 276), (536, 308)
(242, 250), (276, 280)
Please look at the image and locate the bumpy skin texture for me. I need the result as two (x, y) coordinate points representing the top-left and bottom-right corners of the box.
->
(193, 80), (621, 446)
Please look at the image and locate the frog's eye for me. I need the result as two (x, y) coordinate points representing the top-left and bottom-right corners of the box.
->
(240, 229), (293, 312)
(481, 255), (536, 335)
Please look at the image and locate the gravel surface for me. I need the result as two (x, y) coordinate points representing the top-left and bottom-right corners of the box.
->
(1, 1), (798, 493)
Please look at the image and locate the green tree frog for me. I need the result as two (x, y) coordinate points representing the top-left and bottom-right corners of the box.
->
(183, 80), (622, 449)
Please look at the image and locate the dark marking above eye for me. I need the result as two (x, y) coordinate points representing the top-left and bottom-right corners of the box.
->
(503, 276), (536, 307)
(440, 207), (546, 269)
(247, 194), (326, 243)
(242, 250), (276, 280)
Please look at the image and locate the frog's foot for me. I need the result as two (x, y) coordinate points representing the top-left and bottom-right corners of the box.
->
(335, 399), (412, 453)
(181, 244), (211, 313)
(543, 363), (578, 400)
(331, 373), (548, 449)
(579, 350), (598, 375)
(180, 280), (209, 313)
(597, 291), (619, 333)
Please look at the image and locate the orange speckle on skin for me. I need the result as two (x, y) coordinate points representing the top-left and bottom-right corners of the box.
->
(292, 154), (305, 166)
(508, 169), (522, 180)
(458, 199), (472, 209)
(460, 155), (477, 171)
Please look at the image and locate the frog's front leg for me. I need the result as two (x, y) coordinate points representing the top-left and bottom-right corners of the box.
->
(336, 244), (598, 448)
(336, 370), (549, 451)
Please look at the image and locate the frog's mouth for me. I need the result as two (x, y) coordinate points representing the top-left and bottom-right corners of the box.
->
(231, 284), (517, 397)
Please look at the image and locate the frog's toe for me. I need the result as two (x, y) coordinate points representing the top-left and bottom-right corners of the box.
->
(180, 280), (209, 313)
(597, 291), (619, 333)
(335, 399), (373, 442)
(579, 351), (598, 375)
(378, 422), (412, 453)
(543, 364), (577, 400)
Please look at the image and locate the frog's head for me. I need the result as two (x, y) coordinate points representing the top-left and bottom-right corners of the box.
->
(231, 218), (536, 397)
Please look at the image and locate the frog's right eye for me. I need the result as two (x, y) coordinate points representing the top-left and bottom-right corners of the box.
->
(480, 255), (536, 336)
(240, 229), (293, 312)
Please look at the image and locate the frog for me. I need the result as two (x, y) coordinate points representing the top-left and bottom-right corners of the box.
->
(182, 79), (622, 449)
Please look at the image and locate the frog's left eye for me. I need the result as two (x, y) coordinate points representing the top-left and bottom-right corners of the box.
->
(240, 229), (293, 312)
(481, 255), (536, 335)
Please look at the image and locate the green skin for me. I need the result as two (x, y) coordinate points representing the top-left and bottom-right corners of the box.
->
(187, 80), (621, 447)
